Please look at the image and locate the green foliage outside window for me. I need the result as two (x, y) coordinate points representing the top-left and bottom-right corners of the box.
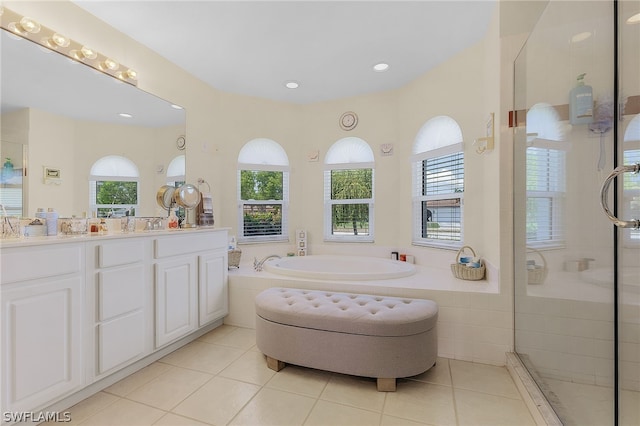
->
(241, 170), (284, 236)
(330, 169), (372, 236)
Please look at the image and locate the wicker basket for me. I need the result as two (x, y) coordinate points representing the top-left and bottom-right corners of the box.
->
(228, 249), (242, 269)
(526, 247), (548, 285)
(450, 245), (485, 281)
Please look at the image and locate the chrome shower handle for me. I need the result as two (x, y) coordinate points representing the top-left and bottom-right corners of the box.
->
(600, 163), (640, 229)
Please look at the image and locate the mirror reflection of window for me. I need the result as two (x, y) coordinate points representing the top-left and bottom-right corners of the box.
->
(624, 115), (640, 245)
(89, 155), (139, 218)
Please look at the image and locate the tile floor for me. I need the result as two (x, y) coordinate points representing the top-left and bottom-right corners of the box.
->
(54, 325), (537, 426)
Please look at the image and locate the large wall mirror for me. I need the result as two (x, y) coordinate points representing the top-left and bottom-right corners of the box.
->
(0, 29), (186, 219)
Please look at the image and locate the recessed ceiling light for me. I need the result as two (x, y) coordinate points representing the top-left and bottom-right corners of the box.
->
(373, 62), (389, 72)
(571, 32), (592, 43)
(285, 81), (299, 89)
(118, 113), (133, 118)
(627, 12), (640, 24)
(171, 104), (183, 110)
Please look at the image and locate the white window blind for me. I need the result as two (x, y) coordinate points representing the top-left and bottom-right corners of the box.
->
(526, 147), (565, 244)
(623, 149), (640, 244)
(413, 151), (464, 242)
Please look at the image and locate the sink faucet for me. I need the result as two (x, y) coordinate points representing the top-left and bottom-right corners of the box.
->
(254, 254), (281, 271)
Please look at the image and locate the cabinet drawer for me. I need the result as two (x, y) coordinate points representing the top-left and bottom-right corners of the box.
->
(1, 245), (82, 284)
(99, 240), (145, 268)
(154, 231), (227, 258)
(98, 310), (146, 374)
(98, 264), (145, 321)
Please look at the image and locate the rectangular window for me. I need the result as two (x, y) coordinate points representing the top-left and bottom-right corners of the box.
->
(414, 152), (463, 244)
(526, 147), (565, 245)
(239, 170), (288, 241)
(90, 180), (138, 217)
(325, 168), (374, 241)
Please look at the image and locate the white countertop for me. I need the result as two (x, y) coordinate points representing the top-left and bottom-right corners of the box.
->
(0, 227), (230, 248)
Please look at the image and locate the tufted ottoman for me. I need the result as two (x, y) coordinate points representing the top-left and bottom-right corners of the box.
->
(255, 287), (438, 391)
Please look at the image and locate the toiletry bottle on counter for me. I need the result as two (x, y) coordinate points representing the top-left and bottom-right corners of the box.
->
(89, 213), (100, 234)
(46, 208), (58, 236)
(569, 73), (593, 125)
(168, 209), (179, 229)
(98, 218), (108, 235)
(35, 208), (47, 235)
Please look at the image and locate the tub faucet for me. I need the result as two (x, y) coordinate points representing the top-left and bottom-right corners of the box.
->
(254, 254), (281, 271)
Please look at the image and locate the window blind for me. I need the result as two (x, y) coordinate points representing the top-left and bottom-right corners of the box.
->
(624, 149), (640, 243)
(526, 147), (565, 243)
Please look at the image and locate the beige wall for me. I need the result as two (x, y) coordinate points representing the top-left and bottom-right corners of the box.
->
(5, 1), (504, 271)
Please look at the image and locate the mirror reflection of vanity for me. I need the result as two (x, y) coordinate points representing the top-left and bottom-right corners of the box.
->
(0, 28), (186, 219)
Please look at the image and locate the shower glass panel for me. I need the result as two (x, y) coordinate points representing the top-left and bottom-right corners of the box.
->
(514, 1), (618, 424)
(619, 1), (640, 425)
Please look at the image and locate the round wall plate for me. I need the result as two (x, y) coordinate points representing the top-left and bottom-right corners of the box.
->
(339, 111), (358, 131)
(176, 136), (186, 150)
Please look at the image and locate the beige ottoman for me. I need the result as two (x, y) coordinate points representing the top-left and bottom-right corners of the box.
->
(255, 287), (438, 391)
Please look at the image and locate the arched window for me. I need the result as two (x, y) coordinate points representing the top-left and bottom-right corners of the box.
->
(237, 138), (289, 242)
(412, 116), (464, 246)
(166, 154), (186, 187)
(526, 103), (567, 246)
(89, 155), (139, 217)
(324, 137), (374, 242)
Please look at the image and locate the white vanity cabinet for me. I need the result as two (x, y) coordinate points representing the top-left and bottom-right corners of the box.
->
(0, 243), (84, 414)
(86, 238), (153, 379)
(0, 228), (229, 418)
(153, 231), (228, 347)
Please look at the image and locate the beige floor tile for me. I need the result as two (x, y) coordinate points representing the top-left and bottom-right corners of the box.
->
(197, 324), (238, 343)
(384, 381), (456, 425)
(304, 400), (381, 426)
(229, 387), (316, 426)
(206, 327), (257, 350)
(41, 392), (119, 425)
(125, 366), (213, 410)
(450, 359), (520, 399)
(380, 414), (431, 426)
(172, 376), (260, 425)
(408, 357), (451, 386)
(160, 340), (244, 374)
(621, 389), (640, 426)
(153, 413), (211, 426)
(103, 362), (172, 396)
(77, 398), (165, 426)
(320, 373), (387, 412)
(266, 365), (331, 398)
(219, 351), (276, 385)
(454, 388), (536, 426)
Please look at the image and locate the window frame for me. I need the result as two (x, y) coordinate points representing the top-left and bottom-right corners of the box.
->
(237, 163), (289, 243)
(89, 156), (139, 218)
(323, 162), (375, 242)
(412, 143), (464, 249)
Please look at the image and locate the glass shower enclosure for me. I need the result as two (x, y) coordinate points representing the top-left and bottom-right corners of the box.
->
(513, 1), (639, 425)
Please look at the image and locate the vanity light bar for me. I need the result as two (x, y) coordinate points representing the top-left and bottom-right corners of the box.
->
(0, 7), (138, 86)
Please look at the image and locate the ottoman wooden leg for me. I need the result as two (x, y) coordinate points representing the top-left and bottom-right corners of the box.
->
(377, 378), (396, 392)
(266, 356), (286, 372)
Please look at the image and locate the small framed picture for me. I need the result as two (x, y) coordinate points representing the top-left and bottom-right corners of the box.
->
(44, 167), (61, 179)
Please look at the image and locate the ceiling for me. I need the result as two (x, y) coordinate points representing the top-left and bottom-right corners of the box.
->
(72, 1), (497, 105)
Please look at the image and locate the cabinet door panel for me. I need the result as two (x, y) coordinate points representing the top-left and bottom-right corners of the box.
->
(199, 251), (228, 325)
(155, 258), (197, 347)
(98, 264), (145, 321)
(2, 277), (83, 412)
(98, 311), (145, 374)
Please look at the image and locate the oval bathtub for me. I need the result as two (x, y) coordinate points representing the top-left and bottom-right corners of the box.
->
(262, 255), (416, 281)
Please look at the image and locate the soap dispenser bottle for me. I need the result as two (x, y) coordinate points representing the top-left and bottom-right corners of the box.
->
(569, 73), (593, 125)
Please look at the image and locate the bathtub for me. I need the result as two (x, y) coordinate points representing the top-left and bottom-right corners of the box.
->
(262, 254), (416, 281)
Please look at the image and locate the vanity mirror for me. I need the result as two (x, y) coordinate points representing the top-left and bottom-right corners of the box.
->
(0, 26), (186, 219)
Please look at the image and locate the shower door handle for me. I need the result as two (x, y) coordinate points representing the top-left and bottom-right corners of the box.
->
(600, 163), (640, 229)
